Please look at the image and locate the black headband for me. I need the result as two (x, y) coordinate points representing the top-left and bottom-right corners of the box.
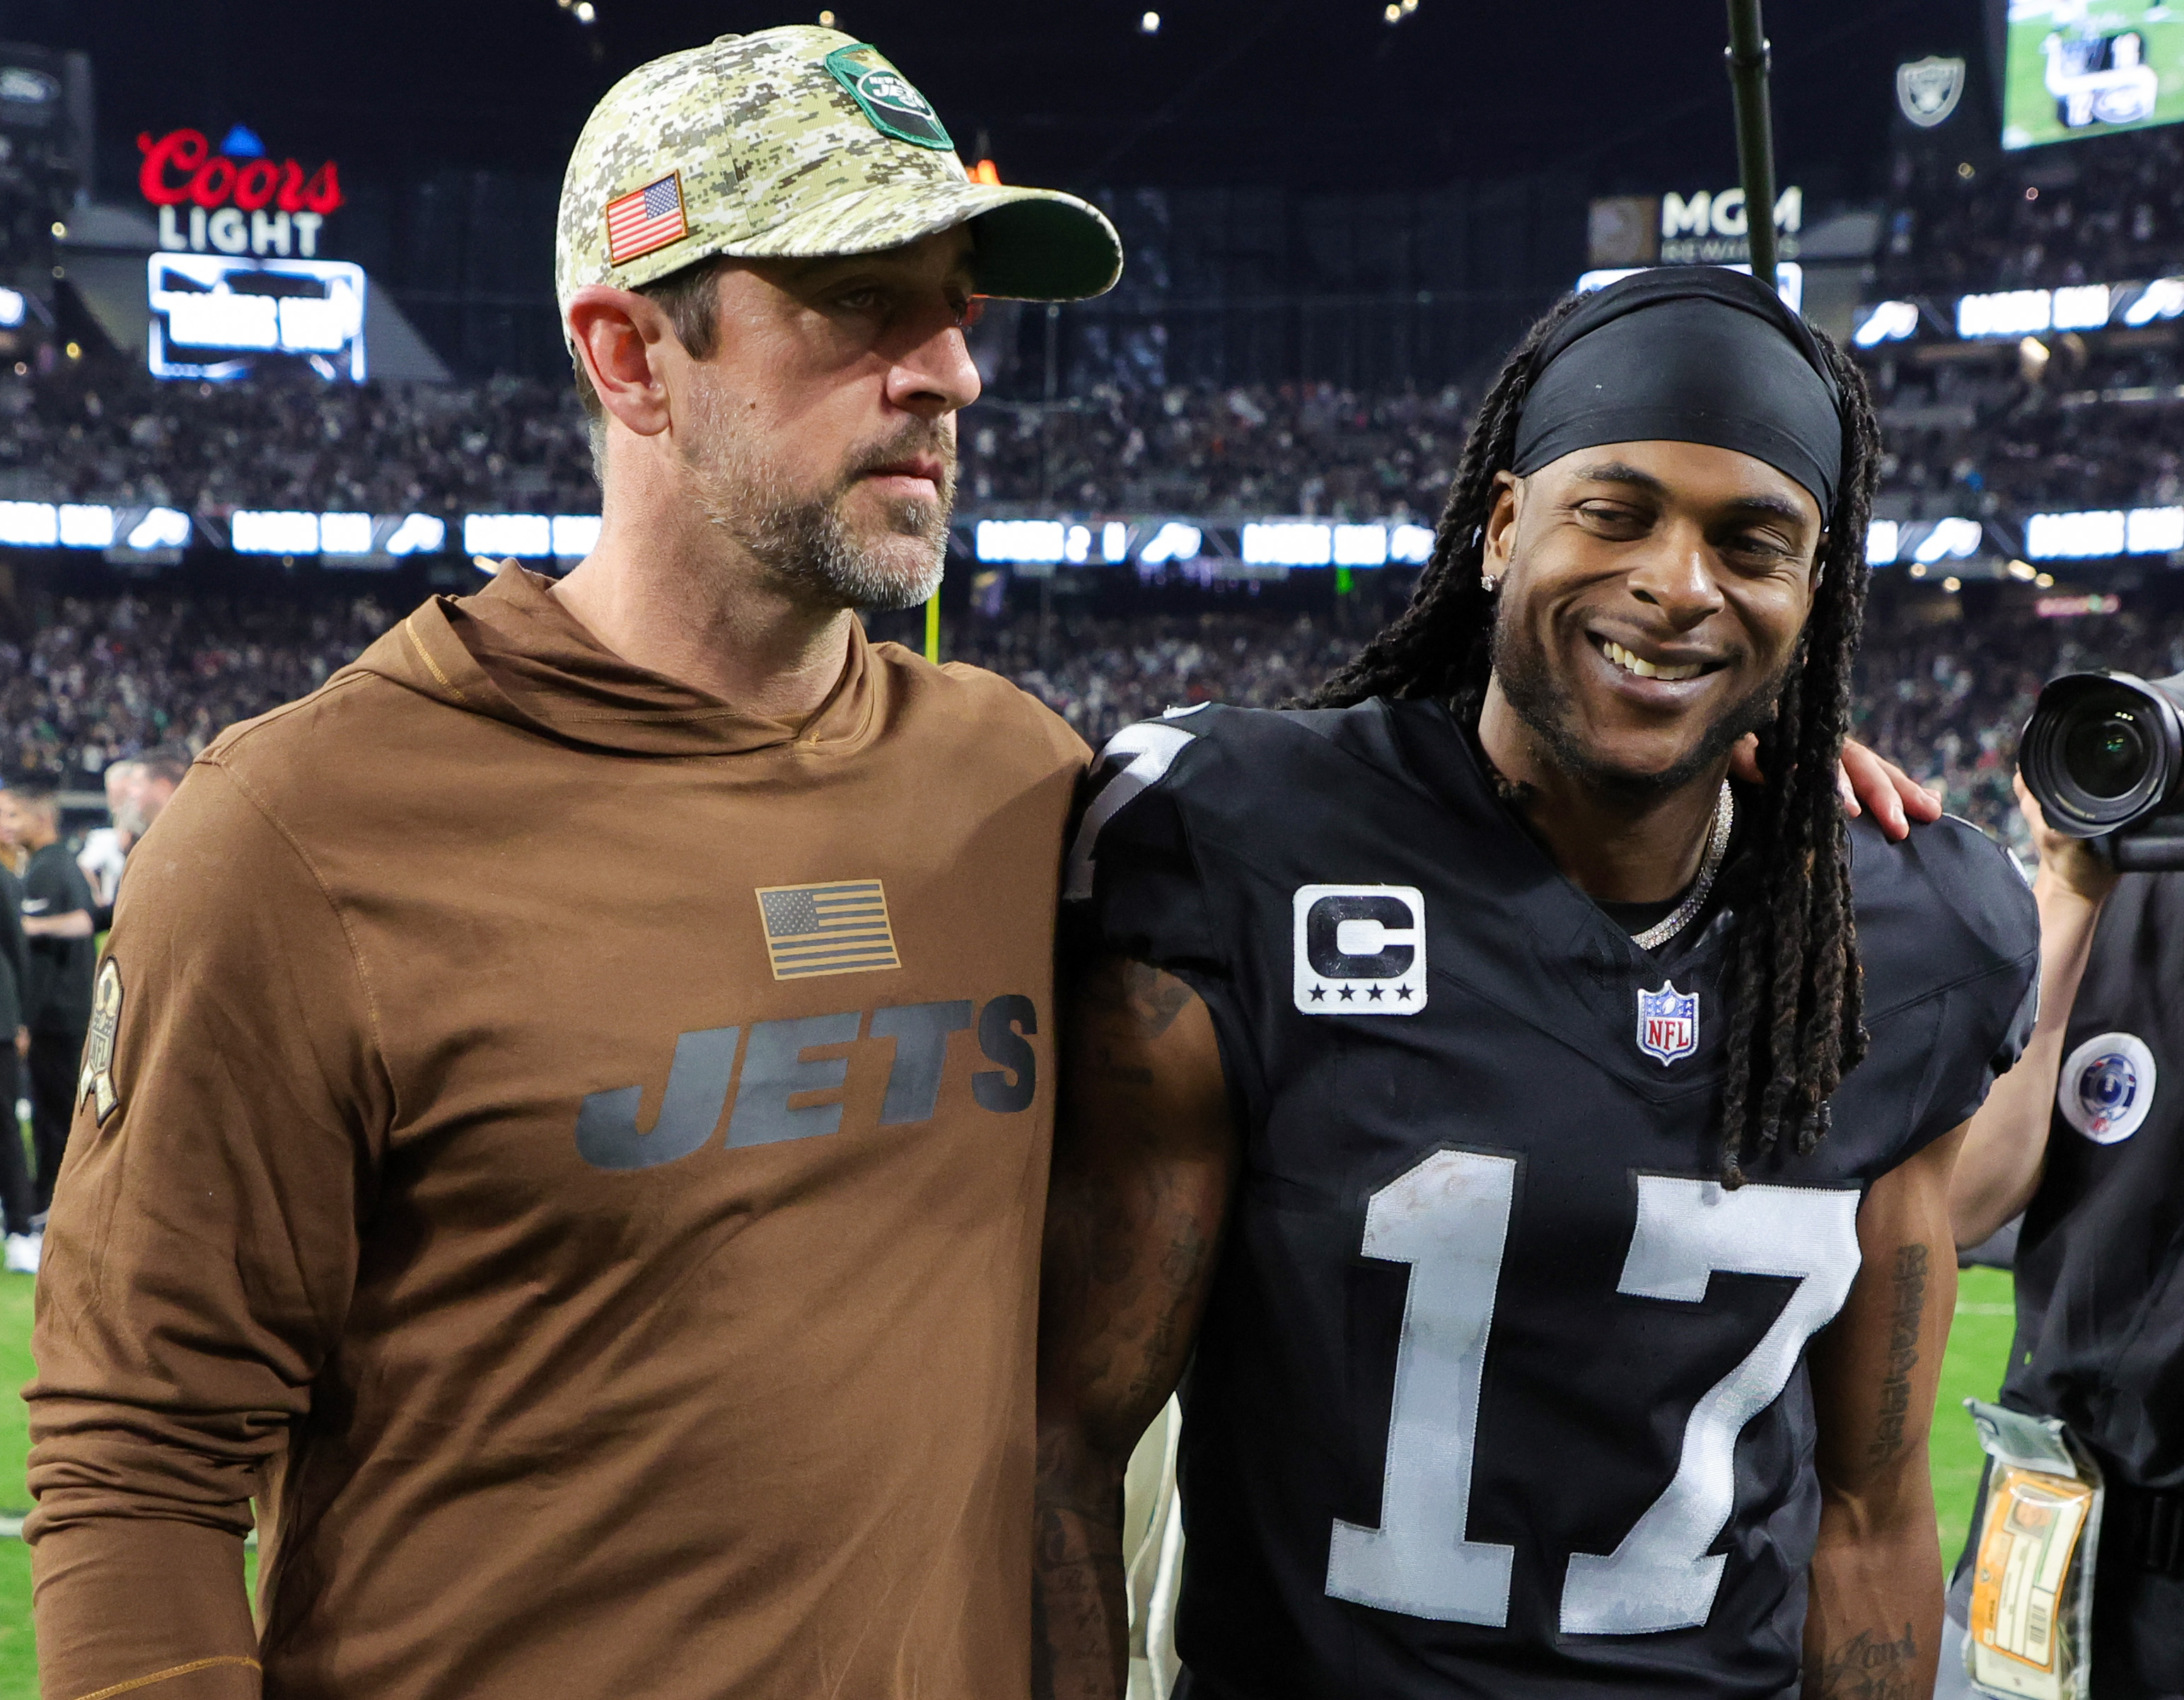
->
(1511, 267), (1845, 515)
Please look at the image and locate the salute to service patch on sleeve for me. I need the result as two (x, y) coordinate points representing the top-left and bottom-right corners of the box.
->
(78, 958), (122, 1124)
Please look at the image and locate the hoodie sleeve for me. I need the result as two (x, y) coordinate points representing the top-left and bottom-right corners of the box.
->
(25, 758), (394, 1700)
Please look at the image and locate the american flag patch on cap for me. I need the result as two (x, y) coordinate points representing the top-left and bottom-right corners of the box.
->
(756, 879), (901, 979)
(605, 171), (690, 266)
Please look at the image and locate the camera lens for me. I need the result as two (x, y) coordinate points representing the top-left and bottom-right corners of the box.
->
(2021, 671), (2184, 836)
(2064, 708), (2150, 799)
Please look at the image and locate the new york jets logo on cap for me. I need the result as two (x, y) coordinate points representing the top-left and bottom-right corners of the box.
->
(824, 44), (953, 150)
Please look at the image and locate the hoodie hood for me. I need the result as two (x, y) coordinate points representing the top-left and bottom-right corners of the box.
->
(348, 565), (881, 758)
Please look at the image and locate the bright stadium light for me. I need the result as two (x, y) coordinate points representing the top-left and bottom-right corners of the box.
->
(974, 519), (1066, 565)
(552, 514), (603, 558)
(1333, 524), (1388, 567)
(318, 512), (376, 555)
(0, 288), (23, 328)
(465, 514), (554, 558)
(1243, 521), (1333, 567)
(2051, 284), (2110, 331)
(1913, 516), (1983, 563)
(2127, 506), (2184, 555)
(1866, 519), (1900, 565)
(1853, 301), (1919, 348)
(2025, 510), (2127, 560)
(1578, 262), (1799, 311)
(127, 508), (192, 551)
(58, 505), (116, 549)
(1139, 521), (1202, 565)
(385, 514), (448, 556)
(231, 510), (321, 554)
(1956, 289), (2051, 338)
(0, 502), (58, 546)
(1141, 10), (1160, 31)
(2123, 277), (2184, 326)
(1389, 524), (1434, 565)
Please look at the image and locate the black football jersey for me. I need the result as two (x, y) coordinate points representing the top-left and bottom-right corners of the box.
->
(2004, 872), (2184, 1493)
(1984, 873), (2184, 1700)
(1067, 698), (2039, 1700)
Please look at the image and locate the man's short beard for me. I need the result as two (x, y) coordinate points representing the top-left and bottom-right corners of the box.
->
(1489, 601), (1790, 801)
(687, 412), (956, 614)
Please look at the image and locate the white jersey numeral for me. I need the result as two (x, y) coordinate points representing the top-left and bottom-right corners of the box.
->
(1325, 1150), (1518, 1624)
(1063, 723), (1199, 902)
(1559, 1176), (1862, 1634)
(1327, 1156), (1861, 1636)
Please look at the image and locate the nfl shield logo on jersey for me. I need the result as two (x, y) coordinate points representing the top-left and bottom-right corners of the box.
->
(1636, 981), (1699, 1066)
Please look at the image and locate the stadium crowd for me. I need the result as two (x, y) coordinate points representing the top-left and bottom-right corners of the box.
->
(9, 582), (2178, 850)
(9, 333), (2183, 533)
(1883, 123), (2184, 291)
(0, 593), (397, 784)
(5, 356), (1482, 524)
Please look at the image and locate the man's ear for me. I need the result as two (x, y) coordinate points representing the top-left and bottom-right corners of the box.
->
(566, 285), (679, 440)
(1482, 470), (1523, 578)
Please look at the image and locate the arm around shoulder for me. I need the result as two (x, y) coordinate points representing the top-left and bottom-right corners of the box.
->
(1034, 953), (1236, 1700)
(28, 759), (393, 1700)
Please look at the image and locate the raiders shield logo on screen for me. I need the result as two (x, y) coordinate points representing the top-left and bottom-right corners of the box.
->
(1895, 56), (1966, 128)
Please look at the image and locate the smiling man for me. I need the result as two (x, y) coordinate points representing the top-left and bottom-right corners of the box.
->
(27, 27), (1119, 1700)
(1035, 270), (2040, 1700)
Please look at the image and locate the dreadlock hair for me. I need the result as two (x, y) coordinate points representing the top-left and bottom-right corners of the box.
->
(1311, 291), (1884, 1186)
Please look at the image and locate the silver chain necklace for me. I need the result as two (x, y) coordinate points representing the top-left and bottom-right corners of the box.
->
(1629, 782), (1736, 952)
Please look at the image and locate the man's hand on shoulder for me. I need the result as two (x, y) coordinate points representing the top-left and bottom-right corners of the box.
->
(1730, 734), (1941, 843)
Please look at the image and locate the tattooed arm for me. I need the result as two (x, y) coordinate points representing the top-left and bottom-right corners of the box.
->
(1033, 954), (1238, 1700)
(1802, 1121), (1968, 1700)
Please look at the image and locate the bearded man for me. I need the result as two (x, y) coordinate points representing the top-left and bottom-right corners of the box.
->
(26, 28), (1120, 1700)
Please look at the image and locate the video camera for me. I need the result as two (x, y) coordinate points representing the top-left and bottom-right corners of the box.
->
(2021, 671), (2184, 869)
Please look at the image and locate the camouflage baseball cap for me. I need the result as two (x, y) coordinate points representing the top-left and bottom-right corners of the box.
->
(556, 25), (1122, 328)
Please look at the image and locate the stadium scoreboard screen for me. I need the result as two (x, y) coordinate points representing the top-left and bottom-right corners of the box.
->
(147, 252), (368, 383)
(2004, 0), (2184, 148)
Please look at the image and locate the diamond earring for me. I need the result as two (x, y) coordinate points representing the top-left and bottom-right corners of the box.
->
(1480, 573), (1499, 594)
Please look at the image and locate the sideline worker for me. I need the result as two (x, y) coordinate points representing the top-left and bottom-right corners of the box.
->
(27, 28), (1119, 1700)
(1944, 776), (2184, 1700)
(0, 774), (95, 1214)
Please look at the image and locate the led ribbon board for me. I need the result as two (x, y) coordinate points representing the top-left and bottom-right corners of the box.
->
(147, 253), (368, 383)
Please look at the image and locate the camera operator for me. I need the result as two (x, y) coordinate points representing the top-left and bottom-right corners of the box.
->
(1944, 772), (2182, 1698)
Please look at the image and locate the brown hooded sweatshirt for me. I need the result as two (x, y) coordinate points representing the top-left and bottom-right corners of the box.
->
(26, 566), (1088, 1700)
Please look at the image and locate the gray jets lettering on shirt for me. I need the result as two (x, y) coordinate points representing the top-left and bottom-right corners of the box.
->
(574, 995), (1034, 1172)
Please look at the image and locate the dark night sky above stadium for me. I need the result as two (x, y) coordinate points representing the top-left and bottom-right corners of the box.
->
(23, 0), (1984, 201)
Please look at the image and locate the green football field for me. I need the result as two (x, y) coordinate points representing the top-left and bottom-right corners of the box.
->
(0, 1247), (2021, 1692)
(2003, 0), (2184, 150)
